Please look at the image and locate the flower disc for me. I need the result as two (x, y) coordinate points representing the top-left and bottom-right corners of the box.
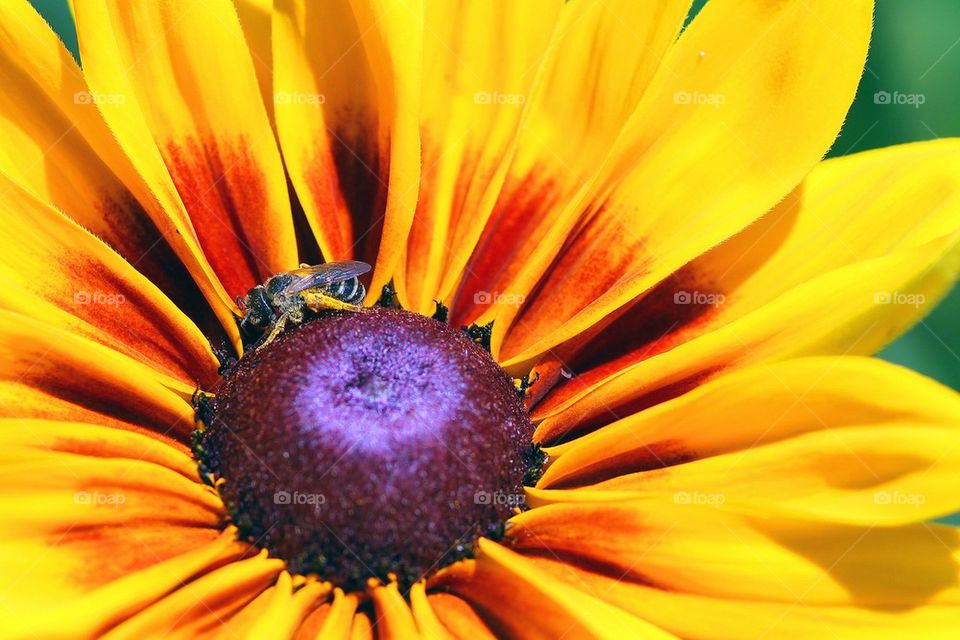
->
(196, 308), (533, 589)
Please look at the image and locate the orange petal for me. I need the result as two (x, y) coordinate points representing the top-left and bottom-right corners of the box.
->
(370, 581), (420, 638)
(0, 174), (218, 386)
(0, 309), (195, 436)
(433, 540), (677, 638)
(506, 499), (960, 636)
(73, 0), (298, 300)
(0, 419), (198, 481)
(495, 0), (872, 365)
(351, 610), (376, 640)
(293, 602), (333, 640)
(0, 0), (231, 342)
(408, 582), (449, 639)
(273, 0), (422, 299)
(294, 589), (360, 640)
(452, 0), (692, 325)
(0, 442), (241, 640)
(398, 0), (563, 314)
(533, 139), (960, 434)
(105, 552), (282, 639)
(423, 592), (496, 640)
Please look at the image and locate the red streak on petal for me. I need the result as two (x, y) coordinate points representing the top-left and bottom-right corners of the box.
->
(542, 438), (697, 490)
(501, 207), (654, 360)
(512, 548), (670, 593)
(165, 138), (270, 299)
(451, 172), (560, 326)
(303, 147), (351, 260)
(51, 526), (220, 589)
(536, 368), (722, 446)
(532, 265), (726, 422)
(304, 124), (385, 265)
(67, 256), (216, 386)
(97, 193), (227, 359)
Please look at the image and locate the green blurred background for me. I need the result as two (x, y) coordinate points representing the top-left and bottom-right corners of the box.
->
(835, 2), (960, 392)
(32, 0), (960, 390)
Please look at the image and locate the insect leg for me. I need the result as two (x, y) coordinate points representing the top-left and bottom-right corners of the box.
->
(257, 314), (288, 350)
(301, 291), (366, 313)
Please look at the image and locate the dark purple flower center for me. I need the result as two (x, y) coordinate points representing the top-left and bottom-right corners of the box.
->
(195, 308), (533, 589)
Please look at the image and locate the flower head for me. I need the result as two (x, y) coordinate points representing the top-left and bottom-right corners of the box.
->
(2, 0), (960, 637)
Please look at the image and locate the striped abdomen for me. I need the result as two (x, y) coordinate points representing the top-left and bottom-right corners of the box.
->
(325, 277), (365, 305)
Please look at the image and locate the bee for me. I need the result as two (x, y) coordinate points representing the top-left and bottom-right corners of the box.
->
(237, 260), (371, 349)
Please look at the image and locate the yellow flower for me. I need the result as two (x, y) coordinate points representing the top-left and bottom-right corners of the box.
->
(1, 0), (960, 637)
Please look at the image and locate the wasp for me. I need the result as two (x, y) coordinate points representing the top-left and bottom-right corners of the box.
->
(237, 260), (371, 349)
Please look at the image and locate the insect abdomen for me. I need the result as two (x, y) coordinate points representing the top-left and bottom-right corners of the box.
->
(327, 277), (365, 305)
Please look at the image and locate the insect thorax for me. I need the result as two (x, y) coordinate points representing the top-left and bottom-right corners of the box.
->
(276, 293), (307, 321)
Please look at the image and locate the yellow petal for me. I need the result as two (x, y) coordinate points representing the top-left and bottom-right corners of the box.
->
(538, 237), (960, 439)
(217, 571), (329, 640)
(351, 611), (376, 640)
(398, 0), (562, 314)
(0, 0), (236, 344)
(534, 139), (960, 431)
(236, 0), (275, 121)
(507, 500), (960, 637)
(496, 0), (873, 365)
(536, 357), (960, 524)
(0, 455), (221, 533)
(421, 592), (496, 640)
(433, 540), (677, 639)
(102, 552), (283, 639)
(297, 589), (361, 640)
(0, 419), (196, 480)
(73, 0), (297, 300)
(0, 174), (218, 386)
(292, 602), (333, 639)
(408, 582), (450, 639)
(525, 552), (960, 640)
(370, 581), (421, 638)
(0, 309), (197, 434)
(453, 0), (692, 325)
(273, 0), (422, 298)
(0, 468), (239, 640)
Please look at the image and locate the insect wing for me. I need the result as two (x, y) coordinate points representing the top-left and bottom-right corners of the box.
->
(281, 260), (371, 297)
